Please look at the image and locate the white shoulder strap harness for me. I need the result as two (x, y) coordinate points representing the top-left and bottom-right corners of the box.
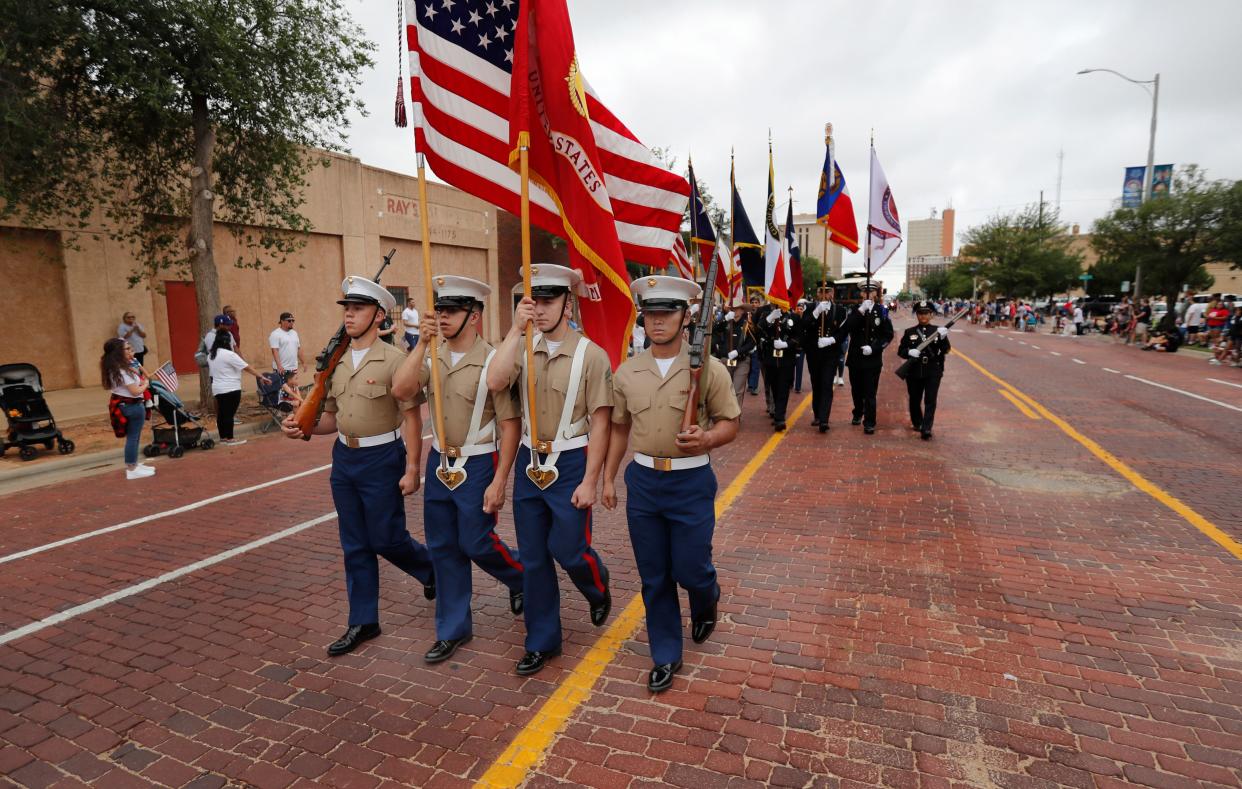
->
(520, 337), (590, 490)
(430, 349), (496, 490)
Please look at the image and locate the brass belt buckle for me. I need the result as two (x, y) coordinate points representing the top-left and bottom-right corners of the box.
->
(345, 435), (360, 448)
(445, 445), (461, 458)
(773, 349), (784, 359)
(653, 457), (673, 472)
(535, 439), (553, 454)
(726, 358), (737, 367)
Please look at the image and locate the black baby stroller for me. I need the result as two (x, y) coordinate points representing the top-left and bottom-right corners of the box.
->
(144, 378), (214, 458)
(0, 363), (75, 461)
(257, 372), (299, 433)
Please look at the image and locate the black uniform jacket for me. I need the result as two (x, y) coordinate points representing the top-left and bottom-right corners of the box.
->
(835, 306), (894, 369)
(896, 323), (951, 378)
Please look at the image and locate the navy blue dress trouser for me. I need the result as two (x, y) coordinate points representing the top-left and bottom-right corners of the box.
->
(330, 439), (434, 626)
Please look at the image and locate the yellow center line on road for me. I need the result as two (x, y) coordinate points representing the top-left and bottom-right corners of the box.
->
(997, 389), (1041, 420)
(476, 394), (815, 789)
(954, 349), (1242, 561)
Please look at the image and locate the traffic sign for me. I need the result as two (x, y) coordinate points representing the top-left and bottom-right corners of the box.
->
(1079, 273), (1094, 281)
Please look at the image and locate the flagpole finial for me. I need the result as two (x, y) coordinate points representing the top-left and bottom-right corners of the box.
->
(825, 122), (833, 143)
(870, 128), (875, 146)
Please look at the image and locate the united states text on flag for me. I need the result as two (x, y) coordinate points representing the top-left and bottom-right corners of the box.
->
(153, 361), (178, 392)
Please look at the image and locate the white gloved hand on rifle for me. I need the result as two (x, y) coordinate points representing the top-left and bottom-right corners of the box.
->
(908, 348), (921, 358)
(727, 349), (738, 360)
(813, 301), (830, 318)
(937, 326), (949, 338)
(818, 336), (835, 349)
(773, 339), (788, 350)
(861, 344), (873, 356)
(689, 303), (700, 316)
(724, 311), (735, 322)
(859, 299), (874, 314)
(765, 309), (781, 324)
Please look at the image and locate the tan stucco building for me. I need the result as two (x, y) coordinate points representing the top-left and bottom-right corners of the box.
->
(791, 213), (847, 279)
(0, 151), (519, 391)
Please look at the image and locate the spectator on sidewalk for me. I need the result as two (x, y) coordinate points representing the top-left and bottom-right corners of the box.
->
(102, 338), (154, 480)
(222, 305), (241, 350)
(1205, 296), (1230, 348)
(117, 313), (148, 366)
(401, 298), (420, 351)
(269, 312), (305, 384)
(1073, 304), (1085, 335)
(1132, 299), (1152, 344)
(207, 330), (271, 446)
(1184, 298), (1207, 345)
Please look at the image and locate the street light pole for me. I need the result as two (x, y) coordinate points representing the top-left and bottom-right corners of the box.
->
(1077, 68), (1160, 202)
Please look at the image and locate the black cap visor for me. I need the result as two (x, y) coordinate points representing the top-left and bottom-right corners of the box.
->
(337, 295), (380, 307)
(641, 298), (687, 312)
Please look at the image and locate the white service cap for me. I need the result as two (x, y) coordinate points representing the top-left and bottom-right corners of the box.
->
(433, 275), (491, 308)
(338, 276), (396, 315)
(631, 275), (702, 310)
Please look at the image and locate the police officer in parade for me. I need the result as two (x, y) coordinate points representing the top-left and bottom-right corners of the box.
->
(755, 299), (800, 431)
(391, 275), (525, 665)
(801, 280), (848, 433)
(281, 276), (435, 656)
(486, 264), (613, 677)
(837, 281), (893, 435)
(603, 276), (740, 693)
(896, 299), (951, 440)
(710, 300), (755, 409)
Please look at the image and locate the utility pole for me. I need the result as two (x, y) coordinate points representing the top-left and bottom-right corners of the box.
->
(1055, 149), (1064, 211)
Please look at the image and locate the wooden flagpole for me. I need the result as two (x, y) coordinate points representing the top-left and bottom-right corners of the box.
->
(415, 153), (452, 481)
(518, 134), (540, 456)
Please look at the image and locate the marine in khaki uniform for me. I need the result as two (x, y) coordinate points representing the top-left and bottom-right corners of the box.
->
(281, 276), (434, 657)
(392, 275), (525, 665)
(602, 276), (741, 693)
(486, 264), (613, 677)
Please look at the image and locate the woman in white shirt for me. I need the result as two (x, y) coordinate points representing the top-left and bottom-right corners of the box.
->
(206, 330), (271, 446)
(101, 338), (153, 480)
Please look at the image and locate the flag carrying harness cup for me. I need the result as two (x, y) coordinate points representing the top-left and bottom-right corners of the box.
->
(427, 348), (497, 490)
(520, 336), (589, 490)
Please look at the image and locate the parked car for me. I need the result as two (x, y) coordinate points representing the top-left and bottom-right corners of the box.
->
(1077, 294), (1122, 317)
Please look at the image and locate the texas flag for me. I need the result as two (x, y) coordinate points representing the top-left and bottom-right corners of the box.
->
(763, 144), (791, 308)
(816, 130), (860, 253)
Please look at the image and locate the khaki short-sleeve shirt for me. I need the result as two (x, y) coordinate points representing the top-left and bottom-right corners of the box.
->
(324, 341), (415, 437)
(502, 329), (613, 442)
(612, 349), (740, 458)
(414, 336), (519, 447)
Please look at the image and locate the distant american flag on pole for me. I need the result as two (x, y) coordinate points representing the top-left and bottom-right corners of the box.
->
(153, 361), (178, 392)
(403, 0), (688, 267)
(668, 235), (693, 280)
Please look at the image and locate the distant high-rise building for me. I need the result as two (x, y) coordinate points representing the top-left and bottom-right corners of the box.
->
(792, 213), (846, 280)
(905, 255), (954, 294)
(906, 207), (955, 260)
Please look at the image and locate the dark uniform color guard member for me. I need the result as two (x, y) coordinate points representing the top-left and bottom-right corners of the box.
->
(896, 300), (951, 440)
(837, 282), (894, 435)
(710, 301), (756, 409)
(391, 275), (525, 665)
(487, 264), (613, 677)
(603, 276), (740, 693)
(281, 276), (435, 656)
(756, 300), (800, 431)
(800, 281), (848, 432)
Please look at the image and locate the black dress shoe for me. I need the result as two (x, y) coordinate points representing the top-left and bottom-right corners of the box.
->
(691, 605), (717, 644)
(509, 589), (524, 615)
(647, 660), (683, 693)
(326, 623), (381, 656)
(774, 421), (786, 432)
(864, 426), (876, 435)
(423, 573), (436, 601)
(921, 431), (933, 441)
(516, 648), (561, 676)
(424, 635), (472, 664)
(818, 423), (829, 433)
(589, 586), (611, 627)
(850, 416), (862, 425)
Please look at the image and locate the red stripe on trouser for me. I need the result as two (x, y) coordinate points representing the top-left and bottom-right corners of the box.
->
(581, 508), (606, 593)
(487, 450), (524, 571)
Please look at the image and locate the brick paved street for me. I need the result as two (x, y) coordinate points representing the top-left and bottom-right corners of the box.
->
(1, 320), (1240, 788)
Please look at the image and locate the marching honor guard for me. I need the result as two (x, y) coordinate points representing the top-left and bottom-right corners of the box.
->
(391, 276), (525, 665)
(710, 301), (756, 409)
(756, 300), (799, 431)
(282, 276), (435, 656)
(838, 282), (893, 435)
(896, 300), (951, 440)
(603, 276), (740, 693)
(801, 281), (848, 432)
(486, 264), (613, 677)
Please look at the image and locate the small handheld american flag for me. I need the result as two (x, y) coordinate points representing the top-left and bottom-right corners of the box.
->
(153, 361), (179, 392)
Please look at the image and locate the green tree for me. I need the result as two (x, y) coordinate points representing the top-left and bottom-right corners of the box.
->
(1091, 166), (1240, 307)
(1, 0), (372, 404)
(799, 253), (826, 290)
(960, 202), (1083, 299)
(918, 269), (951, 298)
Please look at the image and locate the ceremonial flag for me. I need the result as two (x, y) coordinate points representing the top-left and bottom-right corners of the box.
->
(153, 361), (178, 392)
(668, 235), (693, 280)
(687, 161), (716, 269)
(785, 201), (803, 305)
(816, 132), (860, 253)
(405, 0), (690, 365)
(713, 239), (734, 303)
(730, 156), (763, 290)
(763, 144), (791, 308)
(867, 145), (902, 273)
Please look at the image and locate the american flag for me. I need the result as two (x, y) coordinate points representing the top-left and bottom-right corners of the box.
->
(153, 361), (178, 392)
(668, 235), (693, 280)
(404, 0), (688, 268)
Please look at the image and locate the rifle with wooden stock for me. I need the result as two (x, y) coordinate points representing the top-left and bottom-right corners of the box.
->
(681, 238), (723, 432)
(291, 249), (397, 440)
(893, 306), (970, 381)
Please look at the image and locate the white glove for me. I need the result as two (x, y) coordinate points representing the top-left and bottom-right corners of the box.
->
(861, 345), (873, 356)
(937, 326), (949, 338)
(908, 348), (921, 358)
(813, 301), (830, 318)
(859, 299), (874, 314)
(724, 311), (735, 322)
(727, 349), (738, 360)
(773, 339), (788, 350)
(817, 336), (834, 348)
(765, 309), (781, 324)
(689, 303), (700, 316)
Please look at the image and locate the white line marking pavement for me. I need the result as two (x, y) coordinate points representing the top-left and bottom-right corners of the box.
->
(1050, 351), (1062, 357)
(1019, 341), (1028, 346)
(1124, 375), (1242, 413)
(0, 513), (337, 647)
(1031, 345), (1041, 350)
(0, 464), (333, 566)
(1208, 377), (1242, 390)
(1104, 368), (1121, 374)
(979, 330), (992, 334)
(1073, 359), (1086, 365)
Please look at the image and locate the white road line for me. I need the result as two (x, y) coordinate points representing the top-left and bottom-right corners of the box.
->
(1125, 374), (1242, 413)
(1073, 358), (1086, 365)
(1104, 368), (1121, 374)
(979, 330), (992, 334)
(1031, 345), (1041, 350)
(1208, 377), (1242, 390)
(1019, 341), (1028, 346)
(0, 464), (332, 566)
(0, 513), (337, 647)
(1050, 351), (1062, 357)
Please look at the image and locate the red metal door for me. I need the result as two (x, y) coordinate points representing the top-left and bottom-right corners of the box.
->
(164, 281), (200, 373)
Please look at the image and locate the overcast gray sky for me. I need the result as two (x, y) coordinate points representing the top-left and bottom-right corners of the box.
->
(342, 0), (1242, 291)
